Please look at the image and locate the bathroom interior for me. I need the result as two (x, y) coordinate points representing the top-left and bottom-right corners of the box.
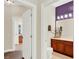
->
(45, 0), (73, 59)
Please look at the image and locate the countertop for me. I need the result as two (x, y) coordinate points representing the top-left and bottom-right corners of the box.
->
(51, 38), (73, 42)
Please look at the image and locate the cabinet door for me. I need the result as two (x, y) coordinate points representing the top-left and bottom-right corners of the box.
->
(57, 41), (64, 53)
(52, 41), (57, 51)
(52, 40), (64, 53)
(64, 45), (73, 57)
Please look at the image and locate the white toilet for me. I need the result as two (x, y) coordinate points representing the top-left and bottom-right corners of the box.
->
(47, 47), (53, 59)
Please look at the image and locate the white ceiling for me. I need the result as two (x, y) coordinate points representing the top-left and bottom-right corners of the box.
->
(12, 6), (30, 16)
(23, 0), (59, 4)
(40, 0), (58, 3)
(4, 0), (31, 17)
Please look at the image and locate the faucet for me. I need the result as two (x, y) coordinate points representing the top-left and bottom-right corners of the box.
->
(48, 25), (62, 38)
(59, 26), (62, 37)
(55, 26), (62, 38)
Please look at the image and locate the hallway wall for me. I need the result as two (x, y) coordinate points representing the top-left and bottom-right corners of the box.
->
(4, 4), (27, 50)
(4, 5), (13, 50)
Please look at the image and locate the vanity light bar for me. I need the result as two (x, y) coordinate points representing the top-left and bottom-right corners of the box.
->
(56, 1), (73, 20)
(57, 13), (73, 20)
(6, 0), (14, 4)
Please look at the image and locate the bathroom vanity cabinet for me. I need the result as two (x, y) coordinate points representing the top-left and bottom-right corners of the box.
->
(51, 39), (73, 57)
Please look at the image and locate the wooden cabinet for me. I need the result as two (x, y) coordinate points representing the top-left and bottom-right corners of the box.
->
(52, 40), (58, 51)
(51, 39), (73, 57)
(57, 41), (64, 53)
(64, 41), (73, 57)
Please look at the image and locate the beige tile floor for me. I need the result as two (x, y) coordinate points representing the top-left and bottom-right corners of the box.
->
(52, 52), (73, 59)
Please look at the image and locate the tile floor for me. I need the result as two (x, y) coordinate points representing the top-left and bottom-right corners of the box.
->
(52, 52), (73, 59)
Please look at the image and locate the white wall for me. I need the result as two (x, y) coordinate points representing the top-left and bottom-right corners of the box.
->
(23, 0), (37, 4)
(36, 3), (41, 59)
(4, 5), (13, 50)
(4, 3), (26, 50)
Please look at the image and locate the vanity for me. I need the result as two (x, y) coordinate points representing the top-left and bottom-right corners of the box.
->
(51, 38), (73, 57)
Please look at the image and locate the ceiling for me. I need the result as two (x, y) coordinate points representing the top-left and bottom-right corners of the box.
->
(11, 5), (30, 17)
(4, 0), (31, 17)
(13, 0), (59, 4)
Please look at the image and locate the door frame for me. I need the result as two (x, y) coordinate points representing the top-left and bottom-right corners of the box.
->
(12, 0), (37, 59)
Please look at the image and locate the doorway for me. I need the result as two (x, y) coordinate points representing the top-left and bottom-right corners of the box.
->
(12, 1), (37, 59)
(4, 0), (37, 59)
(41, 0), (73, 59)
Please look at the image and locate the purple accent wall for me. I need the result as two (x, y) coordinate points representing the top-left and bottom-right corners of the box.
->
(56, 1), (73, 21)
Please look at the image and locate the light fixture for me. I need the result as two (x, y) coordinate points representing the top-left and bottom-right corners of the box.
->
(69, 13), (72, 17)
(57, 16), (60, 20)
(6, 0), (14, 4)
(64, 14), (68, 18)
(60, 15), (63, 19)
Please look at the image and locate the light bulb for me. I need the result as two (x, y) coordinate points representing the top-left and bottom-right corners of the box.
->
(69, 13), (72, 17)
(57, 16), (60, 20)
(7, 0), (13, 4)
(64, 14), (68, 18)
(60, 15), (63, 19)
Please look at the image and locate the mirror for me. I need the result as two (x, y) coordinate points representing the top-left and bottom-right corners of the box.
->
(55, 1), (74, 40)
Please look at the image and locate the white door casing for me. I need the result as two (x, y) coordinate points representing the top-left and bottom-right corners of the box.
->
(22, 9), (32, 59)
